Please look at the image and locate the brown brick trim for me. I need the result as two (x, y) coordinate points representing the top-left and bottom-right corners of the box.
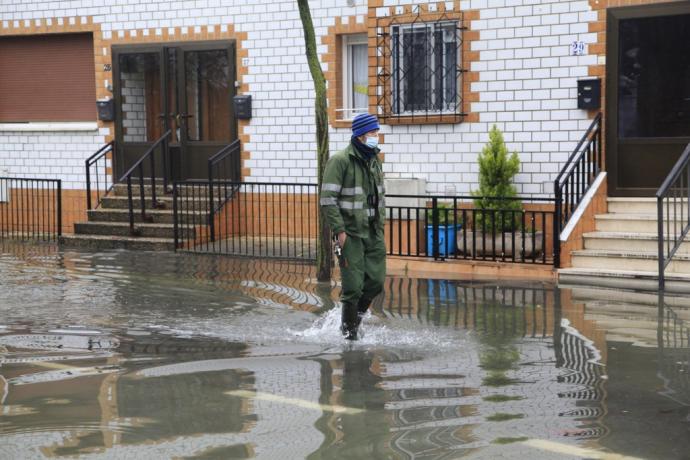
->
(367, 0), (480, 125)
(322, 16), (368, 129)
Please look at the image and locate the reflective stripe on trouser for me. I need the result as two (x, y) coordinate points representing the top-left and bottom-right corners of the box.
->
(340, 225), (386, 310)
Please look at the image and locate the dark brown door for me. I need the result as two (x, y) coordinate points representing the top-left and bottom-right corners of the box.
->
(606, 3), (690, 196)
(113, 41), (236, 181)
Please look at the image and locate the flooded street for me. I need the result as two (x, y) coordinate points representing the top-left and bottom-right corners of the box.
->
(0, 242), (688, 459)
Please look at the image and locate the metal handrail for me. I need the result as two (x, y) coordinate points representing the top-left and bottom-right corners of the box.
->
(656, 143), (690, 290)
(85, 141), (115, 210)
(553, 112), (603, 267)
(207, 139), (241, 242)
(120, 130), (172, 235)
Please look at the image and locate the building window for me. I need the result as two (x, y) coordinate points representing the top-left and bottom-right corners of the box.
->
(377, 14), (465, 123)
(0, 33), (96, 122)
(340, 34), (369, 121)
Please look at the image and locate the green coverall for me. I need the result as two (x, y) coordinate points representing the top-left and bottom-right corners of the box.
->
(320, 142), (386, 338)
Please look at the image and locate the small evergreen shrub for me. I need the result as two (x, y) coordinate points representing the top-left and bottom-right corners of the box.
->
(472, 125), (523, 232)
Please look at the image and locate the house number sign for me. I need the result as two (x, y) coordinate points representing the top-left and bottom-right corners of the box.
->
(571, 41), (585, 56)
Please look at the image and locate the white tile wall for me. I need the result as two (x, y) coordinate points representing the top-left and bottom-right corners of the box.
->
(0, 0), (597, 195)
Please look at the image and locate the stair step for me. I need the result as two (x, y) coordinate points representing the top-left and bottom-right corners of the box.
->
(60, 234), (176, 252)
(74, 221), (195, 239)
(571, 249), (690, 273)
(607, 197), (690, 215)
(111, 183), (171, 197)
(583, 231), (690, 254)
(100, 195), (212, 210)
(88, 208), (207, 224)
(110, 183), (234, 199)
(595, 213), (687, 233)
(558, 267), (690, 293)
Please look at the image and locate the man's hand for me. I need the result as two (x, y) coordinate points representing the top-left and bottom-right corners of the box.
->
(337, 232), (347, 248)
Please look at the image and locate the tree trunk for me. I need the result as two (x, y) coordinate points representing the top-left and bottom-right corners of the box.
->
(297, 0), (332, 282)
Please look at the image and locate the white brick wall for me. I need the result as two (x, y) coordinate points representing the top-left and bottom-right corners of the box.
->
(0, 0), (598, 195)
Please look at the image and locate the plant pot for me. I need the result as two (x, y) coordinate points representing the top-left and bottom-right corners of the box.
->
(460, 231), (544, 258)
(425, 224), (462, 256)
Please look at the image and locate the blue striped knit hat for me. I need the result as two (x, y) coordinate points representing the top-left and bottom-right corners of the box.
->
(351, 113), (380, 137)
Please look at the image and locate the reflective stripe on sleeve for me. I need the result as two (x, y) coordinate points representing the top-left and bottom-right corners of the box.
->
(320, 196), (338, 206)
(341, 186), (364, 196)
(321, 183), (342, 193)
(339, 201), (364, 210)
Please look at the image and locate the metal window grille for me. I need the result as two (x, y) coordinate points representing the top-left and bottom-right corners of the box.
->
(377, 10), (466, 122)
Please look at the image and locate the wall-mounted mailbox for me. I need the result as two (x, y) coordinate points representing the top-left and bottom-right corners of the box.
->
(97, 98), (115, 121)
(233, 95), (252, 120)
(577, 78), (601, 110)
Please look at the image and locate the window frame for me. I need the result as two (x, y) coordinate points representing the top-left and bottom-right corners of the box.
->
(340, 33), (369, 121)
(390, 21), (460, 116)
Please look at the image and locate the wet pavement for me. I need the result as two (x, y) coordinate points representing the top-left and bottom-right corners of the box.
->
(0, 241), (689, 459)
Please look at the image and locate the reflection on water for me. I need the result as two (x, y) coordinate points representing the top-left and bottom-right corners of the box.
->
(0, 242), (689, 459)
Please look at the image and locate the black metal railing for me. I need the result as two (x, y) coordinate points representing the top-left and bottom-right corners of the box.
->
(85, 141), (115, 210)
(656, 143), (690, 290)
(0, 176), (62, 241)
(386, 195), (557, 266)
(554, 113), (603, 256)
(120, 130), (172, 235)
(207, 139), (242, 242)
(173, 181), (318, 260)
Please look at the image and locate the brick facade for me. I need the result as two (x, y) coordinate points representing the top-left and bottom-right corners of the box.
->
(0, 0), (682, 229)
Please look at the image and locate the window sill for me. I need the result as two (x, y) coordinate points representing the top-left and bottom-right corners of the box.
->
(382, 114), (465, 125)
(333, 119), (355, 129)
(0, 122), (99, 132)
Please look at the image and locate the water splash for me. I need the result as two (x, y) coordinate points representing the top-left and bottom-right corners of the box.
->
(293, 307), (467, 350)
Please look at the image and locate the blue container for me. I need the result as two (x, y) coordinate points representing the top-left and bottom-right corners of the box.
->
(426, 224), (461, 256)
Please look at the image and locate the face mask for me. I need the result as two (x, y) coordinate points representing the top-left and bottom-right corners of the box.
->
(365, 135), (379, 149)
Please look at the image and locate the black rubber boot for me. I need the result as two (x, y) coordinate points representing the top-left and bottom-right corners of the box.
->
(353, 297), (372, 329)
(341, 302), (359, 340)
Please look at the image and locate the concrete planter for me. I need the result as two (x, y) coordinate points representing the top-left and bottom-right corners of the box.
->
(460, 231), (544, 258)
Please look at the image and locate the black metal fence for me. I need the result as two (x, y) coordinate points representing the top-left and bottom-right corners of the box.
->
(386, 194), (557, 265)
(656, 143), (690, 290)
(174, 181), (318, 260)
(173, 183), (556, 266)
(0, 176), (62, 241)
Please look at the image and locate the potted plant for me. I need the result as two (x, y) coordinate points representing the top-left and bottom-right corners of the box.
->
(465, 125), (542, 258)
(426, 201), (462, 256)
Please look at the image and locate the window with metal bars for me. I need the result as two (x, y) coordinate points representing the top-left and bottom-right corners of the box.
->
(377, 12), (466, 122)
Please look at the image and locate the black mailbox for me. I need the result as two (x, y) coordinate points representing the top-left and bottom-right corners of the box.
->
(97, 99), (115, 121)
(577, 78), (601, 110)
(233, 95), (252, 119)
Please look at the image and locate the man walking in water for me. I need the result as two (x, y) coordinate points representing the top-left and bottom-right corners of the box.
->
(320, 113), (386, 340)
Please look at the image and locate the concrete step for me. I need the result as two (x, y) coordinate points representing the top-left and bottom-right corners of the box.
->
(100, 195), (174, 210)
(583, 231), (690, 254)
(88, 208), (207, 224)
(74, 221), (195, 239)
(571, 249), (690, 273)
(558, 267), (690, 293)
(607, 197), (656, 215)
(60, 234), (176, 251)
(111, 183), (171, 197)
(594, 213), (686, 233)
(110, 182), (236, 198)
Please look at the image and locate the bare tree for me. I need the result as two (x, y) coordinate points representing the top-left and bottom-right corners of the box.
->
(297, 0), (332, 281)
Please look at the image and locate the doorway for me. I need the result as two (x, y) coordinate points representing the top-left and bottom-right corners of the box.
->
(606, 3), (690, 196)
(112, 41), (237, 180)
